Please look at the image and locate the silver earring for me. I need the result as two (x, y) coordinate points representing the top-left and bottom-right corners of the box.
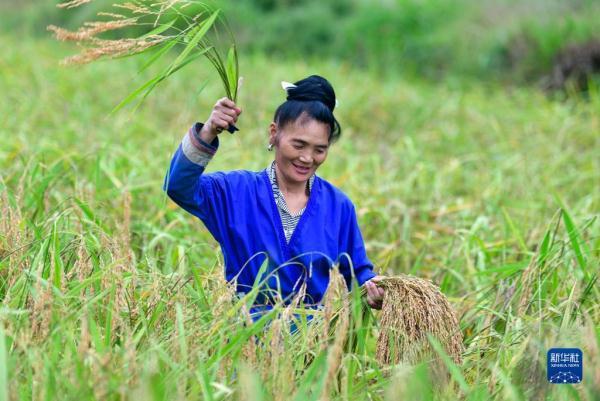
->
(267, 143), (274, 151)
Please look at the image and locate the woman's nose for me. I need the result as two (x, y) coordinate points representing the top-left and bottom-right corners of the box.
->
(298, 152), (312, 164)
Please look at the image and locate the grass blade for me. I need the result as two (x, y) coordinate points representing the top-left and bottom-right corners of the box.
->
(196, 361), (215, 401)
(538, 228), (552, 267)
(561, 207), (587, 277)
(428, 335), (469, 393)
(501, 207), (527, 253)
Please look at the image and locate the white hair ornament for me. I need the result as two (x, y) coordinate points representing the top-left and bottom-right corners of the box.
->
(281, 81), (297, 91)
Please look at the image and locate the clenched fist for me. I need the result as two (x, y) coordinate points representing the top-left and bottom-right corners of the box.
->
(199, 97), (242, 143)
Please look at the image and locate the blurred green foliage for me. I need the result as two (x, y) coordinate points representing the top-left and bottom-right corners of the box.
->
(2, 0), (599, 82)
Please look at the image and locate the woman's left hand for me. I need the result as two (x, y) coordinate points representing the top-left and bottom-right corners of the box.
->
(364, 275), (385, 310)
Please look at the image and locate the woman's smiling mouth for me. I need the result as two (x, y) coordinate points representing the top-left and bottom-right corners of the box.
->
(292, 163), (311, 175)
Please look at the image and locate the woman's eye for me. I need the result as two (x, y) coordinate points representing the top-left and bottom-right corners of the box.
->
(293, 144), (303, 149)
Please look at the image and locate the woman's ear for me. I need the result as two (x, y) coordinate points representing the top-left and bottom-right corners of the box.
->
(268, 122), (277, 146)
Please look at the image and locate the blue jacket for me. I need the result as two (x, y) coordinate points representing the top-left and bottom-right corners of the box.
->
(164, 140), (376, 306)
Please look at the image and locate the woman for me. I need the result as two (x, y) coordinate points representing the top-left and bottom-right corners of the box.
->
(164, 75), (384, 317)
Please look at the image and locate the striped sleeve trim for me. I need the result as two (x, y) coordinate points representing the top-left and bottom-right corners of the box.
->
(181, 124), (218, 167)
(192, 122), (218, 153)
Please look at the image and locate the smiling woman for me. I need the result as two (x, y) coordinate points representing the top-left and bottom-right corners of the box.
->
(164, 75), (384, 318)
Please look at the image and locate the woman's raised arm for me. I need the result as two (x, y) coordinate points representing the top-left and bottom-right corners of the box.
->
(163, 98), (241, 219)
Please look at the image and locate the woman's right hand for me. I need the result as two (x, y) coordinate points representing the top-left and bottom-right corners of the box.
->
(199, 97), (242, 143)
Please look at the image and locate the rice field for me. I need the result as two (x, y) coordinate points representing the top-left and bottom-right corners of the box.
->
(0, 33), (599, 400)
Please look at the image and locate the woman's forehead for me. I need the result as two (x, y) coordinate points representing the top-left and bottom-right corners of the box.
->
(279, 118), (329, 145)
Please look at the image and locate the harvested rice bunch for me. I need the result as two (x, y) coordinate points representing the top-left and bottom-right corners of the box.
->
(373, 275), (464, 366)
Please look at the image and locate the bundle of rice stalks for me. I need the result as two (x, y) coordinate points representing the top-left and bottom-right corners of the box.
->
(48, 0), (240, 130)
(373, 275), (464, 366)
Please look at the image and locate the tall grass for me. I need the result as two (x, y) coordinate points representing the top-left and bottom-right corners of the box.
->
(0, 35), (599, 400)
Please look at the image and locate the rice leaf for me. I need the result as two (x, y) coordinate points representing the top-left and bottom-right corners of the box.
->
(561, 207), (587, 277)
(165, 48), (211, 78)
(205, 307), (277, 368)
(88, 313), (103, 353)
(204, 47), (229, 98)
(139, 18), (178, 39)
(292, 351), (328, 401)
(189, 264), (210, 311)
(137, 39), (178, 74)
(73, 197), (96, 223)
(577, 272), (598, 314)
(104, 284), (116, 348)
(51, 221), (64, 289)
(559, 281), (578, 332)
(135, 50), (210, 110)
(110, 75), (162, 114)
(165, 9), (219, 77)
(475, 261), (528, 277)
(183, 13), (208, 43)
(196, 362), (215, 401)
(194, 78), (210, 96)
(225, 44), (238, 101)
(112, 49), (208, 113)
(501, 207), (527, 253)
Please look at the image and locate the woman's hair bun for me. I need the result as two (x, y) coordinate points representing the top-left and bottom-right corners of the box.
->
(286, 75), (337, 113)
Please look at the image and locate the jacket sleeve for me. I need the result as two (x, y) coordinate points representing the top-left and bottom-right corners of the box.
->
(163, 123), (225, 243)
(338, 202), (376, 289)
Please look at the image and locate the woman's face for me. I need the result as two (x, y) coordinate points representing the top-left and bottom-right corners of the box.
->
(269, 116), (330, 186)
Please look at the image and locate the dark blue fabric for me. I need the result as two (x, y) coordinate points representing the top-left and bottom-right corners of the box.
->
(164, 144), (376, 306)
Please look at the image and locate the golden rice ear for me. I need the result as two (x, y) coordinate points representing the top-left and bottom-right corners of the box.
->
(320, 267), (350, 401)
(57, 0), (93, 9)
(375, 275), (464, 367)
(319, 266), (348, 348)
